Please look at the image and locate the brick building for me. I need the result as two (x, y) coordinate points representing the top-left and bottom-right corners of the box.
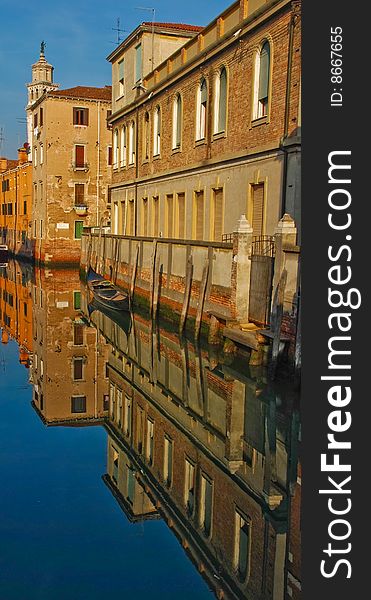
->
(27, 47), (113, 265)
(0, 260), (33, 367)
(30, 267), (110, 424)
(0, 148), (33, 259)
(107, 0), (301, 243)
(87, 304), (301, 599)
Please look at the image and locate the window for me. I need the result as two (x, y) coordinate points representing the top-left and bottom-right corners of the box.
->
(34, 147), (37, 167)
(113, 129), (119, 168)
(40, 144), (43, 165)
(234, 512), (251, 581)
(129, 122), (135, 165)
(73, 357), (84, 381)
(163, 436), (173, 487)
(128, 200), (135, 236)
(71, 396), (86, 413)
(74, 220), (84, 239)
(75, 145), (85, 168)
(112, 447), (119, 483)
(73, 291), (81, 309)
(165, 194), (174, 238)
(199, 474), (213, 537)
(153, 106), (161, 156)
(176, 193), (186, 238)
(250, 183), (265, 237)
(124, 395), (132, 436)
(211, 188), (224, 241)
(127, 465), (135, 503)
(143, 112), (150, 160)
(142, 197), (148, 236)
(184, 459), (195, 516)
(73, 322), (84, 345)
(73, 107), (89, 126)
(39, 107), (44, 127)
(103, 394), (109, 411)
(136, 407), (144, 455)
(106, 110), (112, 130)
(116, 389), (122, 427)
(253, 41), (271, 119)
(33, 112), (38, 128)
(120, 125), (127, 167)
(196, 79), (208, 141)
(74, 184), (85, 206)
(146, 418), (154, 465)
(152, 196), (159, 236)
(193, 191), (204, 240)
(172, 94), (182, 149)
(118, 59), (125, 97)
(109, 383), (115, 419)
(214, 67), (227, 134)
(107, 146), (113, 166)
(135, 43), (142, 83)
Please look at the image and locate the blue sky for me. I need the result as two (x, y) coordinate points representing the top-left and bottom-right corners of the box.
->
(0, 0), (229, 158)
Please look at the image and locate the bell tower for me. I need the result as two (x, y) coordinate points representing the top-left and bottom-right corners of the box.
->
(26, 42), (59, 151)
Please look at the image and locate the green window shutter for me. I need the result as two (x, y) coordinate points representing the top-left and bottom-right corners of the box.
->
(75, 221), (84, 239)
(258, 42), (270, 100)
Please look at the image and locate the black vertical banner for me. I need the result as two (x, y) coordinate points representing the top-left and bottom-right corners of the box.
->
(302, 0), (368, 598)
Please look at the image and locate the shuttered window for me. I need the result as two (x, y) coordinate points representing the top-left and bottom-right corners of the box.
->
(194, 191), (204, 240)
(135, 44), (142, 82)
(152, 196), (159, 236)
(75, 145), (85, 168)
(177, 193), (185, 238)
(254, 41), (271, 119)
(142, 198), (148, 236)
(166, 194), (173, 238)
(251, 183), (265, 237)
(235, 512), (251, 581)
(173, 94), (182, 149)
(71, 396), (86, 413)
(74, 220), (84, 239)
(73, 358), (83, 380)
(73, 323), (84, 346)
(212, 188), (224, 241)
(74, 184), (84, 205)
(73, 107), (89, 126)
(200, 475), (213, 537)
(118, 59), (125, 96)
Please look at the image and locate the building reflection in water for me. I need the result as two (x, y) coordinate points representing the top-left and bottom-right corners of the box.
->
(1, 261), (301, 600)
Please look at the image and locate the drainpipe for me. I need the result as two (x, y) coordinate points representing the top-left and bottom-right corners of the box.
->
(280, 8), (297, 217)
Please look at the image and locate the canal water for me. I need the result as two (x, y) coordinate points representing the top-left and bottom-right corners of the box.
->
(0, 260), (301, 600)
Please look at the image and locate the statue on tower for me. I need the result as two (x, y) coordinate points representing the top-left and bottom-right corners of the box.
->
(40, 41), (46, 55)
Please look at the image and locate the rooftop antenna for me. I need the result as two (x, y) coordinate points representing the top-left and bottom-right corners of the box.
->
(112, 18), (127, 45)
(135, 7), (156, 69)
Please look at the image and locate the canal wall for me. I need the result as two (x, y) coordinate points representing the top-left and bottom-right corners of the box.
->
(80, 214), (301, 371)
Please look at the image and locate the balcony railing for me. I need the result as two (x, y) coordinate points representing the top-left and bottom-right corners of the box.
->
(72, 162), (89, 172)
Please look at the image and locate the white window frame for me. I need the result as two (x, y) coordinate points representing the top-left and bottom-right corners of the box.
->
(120, 125), (127, 167)
(153, 106), (161, 156)
(196, 79), (207, 141)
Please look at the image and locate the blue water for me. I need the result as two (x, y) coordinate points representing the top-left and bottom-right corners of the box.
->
(0, 340), (212, 599)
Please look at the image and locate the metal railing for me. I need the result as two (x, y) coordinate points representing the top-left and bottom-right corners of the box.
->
(251, 235), (275, 257)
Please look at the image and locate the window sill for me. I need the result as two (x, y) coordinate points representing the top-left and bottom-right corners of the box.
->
(73, 124), (88, 128)
(195, 138), (206, 147)
(212, 131), (226, 141)
(251, 115), (268, 127)
(153, 154), (161, 161)
(142, 158), (150, 165)
(171, 147), (181, 155)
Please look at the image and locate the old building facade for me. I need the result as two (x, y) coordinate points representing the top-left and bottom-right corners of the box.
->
(108, 0), (301, 242)
(27, 48), (113, 265)
(0, 148), (33, 258)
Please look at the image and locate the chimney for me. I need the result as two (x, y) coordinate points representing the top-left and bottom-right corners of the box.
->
(18, 147), (28, 165)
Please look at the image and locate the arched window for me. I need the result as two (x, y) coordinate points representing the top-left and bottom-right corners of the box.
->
(253, 41), (271, 119)
(129, 121), (135, 165)
(144, 112), (150, 160)
(153, 106), (161, 156)
(113, 129), (119, 168)
(172, 94), (182, 150)
(120, 125), (126, 167)
(196, 79), (207, 141)
(214, 67), (227, 134)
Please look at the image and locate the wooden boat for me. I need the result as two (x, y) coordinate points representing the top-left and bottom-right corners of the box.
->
(87, 267), (129, 311)
(87, 298), (132, 336)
